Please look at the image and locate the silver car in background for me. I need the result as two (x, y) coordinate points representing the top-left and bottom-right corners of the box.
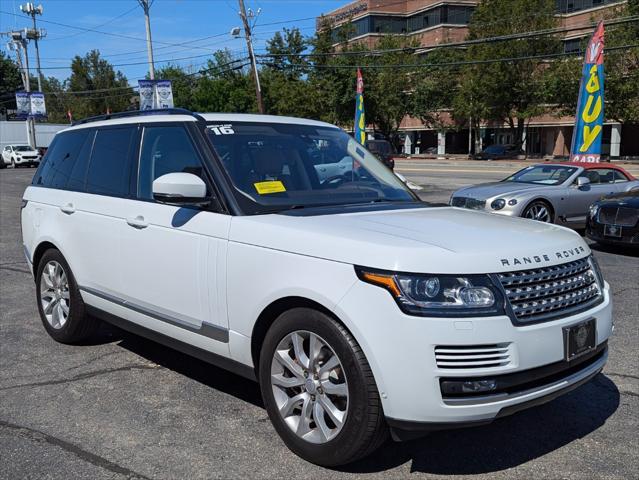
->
(451, 163), (639, 227)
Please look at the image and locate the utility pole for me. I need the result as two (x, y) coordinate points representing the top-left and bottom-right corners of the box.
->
(138, 0), (155, 79)
(20, 3), (46, 92)
(5, 30), (37, 148)
(237, 0), (264, 113)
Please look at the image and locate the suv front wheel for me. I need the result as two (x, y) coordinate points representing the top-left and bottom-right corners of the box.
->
(259, 308), (387, 466)
(36, 249), (100, 343)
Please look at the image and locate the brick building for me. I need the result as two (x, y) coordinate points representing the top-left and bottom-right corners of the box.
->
(319, 0), (638, 158)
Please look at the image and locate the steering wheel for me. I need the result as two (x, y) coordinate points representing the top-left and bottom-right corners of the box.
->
(321, 172), (360, 187)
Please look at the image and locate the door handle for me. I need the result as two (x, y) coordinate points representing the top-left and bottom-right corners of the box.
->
(126, 215), (148, 229)
(60, 203), (75, 215)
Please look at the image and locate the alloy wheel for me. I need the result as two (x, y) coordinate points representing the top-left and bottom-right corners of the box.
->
(270, 330), (348, 444)
(524, 202), (552, 223)
(39, 260), (70, 329)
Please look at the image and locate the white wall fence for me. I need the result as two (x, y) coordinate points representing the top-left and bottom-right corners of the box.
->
(0, 121), (68, 149)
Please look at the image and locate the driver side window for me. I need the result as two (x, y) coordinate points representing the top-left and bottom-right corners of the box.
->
(137, 125), (209, 200)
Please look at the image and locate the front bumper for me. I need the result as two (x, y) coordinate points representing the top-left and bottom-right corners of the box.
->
(586, 217), (639, 246)
(334, 279), (612, 430)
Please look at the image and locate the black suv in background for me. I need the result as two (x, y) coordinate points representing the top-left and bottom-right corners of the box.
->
(365, 139), (396, 170)
(472, 144), (524, 160)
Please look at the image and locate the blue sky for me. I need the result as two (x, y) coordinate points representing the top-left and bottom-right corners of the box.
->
(1, 0), (344, 84)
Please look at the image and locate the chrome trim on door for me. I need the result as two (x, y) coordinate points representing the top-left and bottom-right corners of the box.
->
(79, 286), (229, 343)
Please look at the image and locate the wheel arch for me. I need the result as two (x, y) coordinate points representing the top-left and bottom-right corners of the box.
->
(32, 241), (61, 280)
(250, 296), (347, 375)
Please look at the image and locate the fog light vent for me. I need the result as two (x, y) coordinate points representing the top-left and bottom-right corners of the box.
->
(434, 344), (511, 369)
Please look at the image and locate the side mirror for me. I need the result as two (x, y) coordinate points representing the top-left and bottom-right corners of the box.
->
(577, 176), (591, 188)
(153, 172), (209, 206)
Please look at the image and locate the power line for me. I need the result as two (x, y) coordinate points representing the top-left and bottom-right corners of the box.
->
(257, 43), (639, 70)
(0, 9), (232, 53)
(257, 16), (639, 59)
(46, 5), (139, 42)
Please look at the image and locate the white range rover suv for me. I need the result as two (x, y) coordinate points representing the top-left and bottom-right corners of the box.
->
(21, 110), (612, 466)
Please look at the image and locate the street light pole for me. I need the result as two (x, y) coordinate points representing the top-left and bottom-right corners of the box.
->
(237, 0), (264, 113)
(5, 30), (36, 148)
(138, 0), (156, 80)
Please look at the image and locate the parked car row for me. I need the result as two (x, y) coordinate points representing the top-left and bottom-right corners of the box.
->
(450, 162), (639, 248)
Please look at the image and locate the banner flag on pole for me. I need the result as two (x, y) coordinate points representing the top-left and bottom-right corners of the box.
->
(354, 68), (366, 145)
(570, 21), (605, 163)
(138, 79), (175, 110)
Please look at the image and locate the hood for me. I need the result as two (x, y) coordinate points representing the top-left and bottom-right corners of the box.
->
(453, 181), (552, 201)
(596, 190), (639, 208)
(230, 206), (589, 274)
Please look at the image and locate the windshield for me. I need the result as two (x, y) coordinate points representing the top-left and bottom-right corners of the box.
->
(14, 146), (33, 152)
(207, 122), (417, 214)
(504, 165), (577, 185)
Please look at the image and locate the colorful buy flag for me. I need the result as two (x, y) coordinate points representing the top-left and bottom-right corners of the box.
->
(570, 21), (605, 163)
(354, 68), (366, 145)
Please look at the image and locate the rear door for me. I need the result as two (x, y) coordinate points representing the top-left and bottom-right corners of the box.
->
(68, 125), (138, 296)
(117, 123), (231, 353)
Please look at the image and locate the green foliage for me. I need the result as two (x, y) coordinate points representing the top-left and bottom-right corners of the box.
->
(0, 51), (24, 114)
(66, 50), (133, 119)
(459, 0), (562, 146)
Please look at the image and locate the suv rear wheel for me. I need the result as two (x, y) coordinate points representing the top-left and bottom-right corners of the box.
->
(36, 249), (100, 343)
(259, 308), (387, 466)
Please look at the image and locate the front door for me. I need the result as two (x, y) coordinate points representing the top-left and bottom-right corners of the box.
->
(565, 169), (620, 223)
(118, 124), (231, 353)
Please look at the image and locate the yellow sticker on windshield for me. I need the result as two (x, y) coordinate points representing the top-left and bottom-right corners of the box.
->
(254, 180), (286, 195)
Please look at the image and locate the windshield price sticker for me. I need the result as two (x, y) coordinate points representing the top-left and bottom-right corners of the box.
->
(208, 124), (235, 135)
(254, 181), (286, 195)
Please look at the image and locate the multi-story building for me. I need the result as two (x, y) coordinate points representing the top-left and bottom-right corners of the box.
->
(319, 0), (638, 158)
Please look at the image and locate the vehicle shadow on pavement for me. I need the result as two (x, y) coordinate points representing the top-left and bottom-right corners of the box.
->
(589, 243), (639, 258)
(99, 324), (264, 409)
(342, 375), (619, 475)
(91, 324), (619, 475)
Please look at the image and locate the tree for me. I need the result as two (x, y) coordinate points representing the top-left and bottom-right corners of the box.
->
(261, 28), (317, 117)
(66, 50), (133, 118)
(364, 36), (417, 140)
(0, 52), (24, 115)
(411, 49), (465, 133)
(152, 64), (197, 110)
(192, 49), (255, 113)
(458, 0), (562, 147)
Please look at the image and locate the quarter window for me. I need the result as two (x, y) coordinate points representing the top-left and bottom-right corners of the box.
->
(137, 126), (208, 200)
(85, 127), (135, 197)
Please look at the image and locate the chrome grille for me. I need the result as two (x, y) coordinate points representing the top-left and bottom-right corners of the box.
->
(451, 197), (486, 210)
(435, 344), (511, 369)
(598, 206), (639, 227)
(498, 257), (602, 323)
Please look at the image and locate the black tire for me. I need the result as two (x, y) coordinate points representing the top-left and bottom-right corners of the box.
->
(522, 200), (554, 223)
(259, 308), (388, 467)
(35, 249), (100, 343)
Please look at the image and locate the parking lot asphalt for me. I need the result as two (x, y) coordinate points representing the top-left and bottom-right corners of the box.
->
(1, 166), (637, 480)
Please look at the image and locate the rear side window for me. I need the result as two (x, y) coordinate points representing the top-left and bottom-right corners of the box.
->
(85, 127), (136, 197)
(32, 130), (91, 189)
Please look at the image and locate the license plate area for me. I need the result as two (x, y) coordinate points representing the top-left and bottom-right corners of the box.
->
(563, 318), (597, 361)
(604, 224), (622, 238)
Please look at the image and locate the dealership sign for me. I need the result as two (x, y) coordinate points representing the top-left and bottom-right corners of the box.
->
(14, 91), (47, 119)
(138, 80), (174, 110)
(570, 22), (605, 163)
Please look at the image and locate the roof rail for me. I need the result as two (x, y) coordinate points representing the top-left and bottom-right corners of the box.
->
(71, 108), (206, 126)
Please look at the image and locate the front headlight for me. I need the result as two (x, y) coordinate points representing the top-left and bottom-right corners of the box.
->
(491, 198), (506, 210)
(589, 204), (600, 218)
(356, 267), (505, 317)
